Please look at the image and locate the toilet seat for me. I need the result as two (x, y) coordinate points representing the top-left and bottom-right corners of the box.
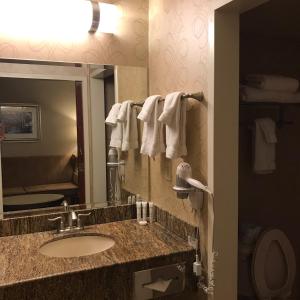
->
(251, 229), (296, 300)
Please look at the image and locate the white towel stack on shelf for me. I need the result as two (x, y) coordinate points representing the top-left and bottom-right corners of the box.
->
(241, 74), (300, 103)
(246, 74), (299, 92)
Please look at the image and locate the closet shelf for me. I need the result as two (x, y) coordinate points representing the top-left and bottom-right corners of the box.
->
(239, 101), (298, 128)
(240, 101), (300, 107)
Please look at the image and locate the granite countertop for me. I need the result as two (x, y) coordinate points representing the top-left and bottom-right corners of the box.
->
(0, 220), (193, 288)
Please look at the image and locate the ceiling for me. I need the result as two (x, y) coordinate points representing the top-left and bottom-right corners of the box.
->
(240, 0), (300, 40)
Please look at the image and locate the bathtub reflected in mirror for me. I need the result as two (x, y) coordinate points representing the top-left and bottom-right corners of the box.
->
(0, 60), (148, 217)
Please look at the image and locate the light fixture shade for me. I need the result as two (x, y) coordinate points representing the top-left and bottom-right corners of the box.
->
(98, 3), (119, 34)
(0, 0), (119, 40)
(89, 1), (100, 33)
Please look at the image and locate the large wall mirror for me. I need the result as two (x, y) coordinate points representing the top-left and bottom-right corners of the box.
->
(0, 59), (148, 218)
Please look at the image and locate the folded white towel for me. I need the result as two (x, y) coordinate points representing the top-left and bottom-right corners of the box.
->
(253, 118), (277, 174)
(246, 74), (299, 92)
(158, 91), (187, 159)
(138, 95), (165, 158)
(105, 103), (122, 149)
(240, 85), (300, 103)
(117, 100), (138, 151)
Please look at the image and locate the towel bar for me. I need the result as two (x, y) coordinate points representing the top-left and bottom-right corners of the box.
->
(131, 91), (204, 107)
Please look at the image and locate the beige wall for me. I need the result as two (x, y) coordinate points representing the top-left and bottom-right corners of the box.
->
(115, 65), (149, 201)
(148, 0), (211, 226)
(0, 0), (148, 67)
(148, 3), (212, 298)
(0, 78), (77, 158)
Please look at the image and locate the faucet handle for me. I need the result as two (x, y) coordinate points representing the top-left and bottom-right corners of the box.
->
(61, 200), (69, 212)
(77, 212), (91, 229)
(48, 216), (65, 233)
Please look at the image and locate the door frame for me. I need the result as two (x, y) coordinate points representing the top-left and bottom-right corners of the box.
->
(0, 62), (92, 215)
(75, 81), (86, 204)
(208, 0), (269, 299)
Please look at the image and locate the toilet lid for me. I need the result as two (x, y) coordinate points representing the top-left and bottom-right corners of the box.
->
(251, 229), (296, 299)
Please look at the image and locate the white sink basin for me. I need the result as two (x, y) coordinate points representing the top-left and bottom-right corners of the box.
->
(39, 233), (115, 258)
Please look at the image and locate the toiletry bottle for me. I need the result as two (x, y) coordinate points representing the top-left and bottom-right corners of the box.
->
(149, 202), (154, 223)
(128, 195), (132, 204)
(136, 201), (142, 222)
(131, 194), (136, 204)
(142, 201), (148, 222)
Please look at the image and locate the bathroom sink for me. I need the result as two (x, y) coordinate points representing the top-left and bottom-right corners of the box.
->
(39, 233), (115, 258)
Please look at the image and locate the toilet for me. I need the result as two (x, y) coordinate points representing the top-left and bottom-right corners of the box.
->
(251, 229), (296, 300)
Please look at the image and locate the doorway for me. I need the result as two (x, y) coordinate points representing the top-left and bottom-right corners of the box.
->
(209, 0), (268, 299)
(238, 1), (300, 299)
(211, 0), (300, 299)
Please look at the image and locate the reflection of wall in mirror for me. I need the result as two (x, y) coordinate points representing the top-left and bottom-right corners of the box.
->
(0, 77), (78, 194)
(0, 78), (77, 157)
(114, 66), (149, 201)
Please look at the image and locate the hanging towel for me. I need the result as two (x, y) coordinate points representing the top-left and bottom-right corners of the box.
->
(158, 91), (187, 159)
(117, 100), (138, 151)
(105, 103), (122, 149)
(253, 118), (277, 174)
(246, 74), (299, 92)
(105, 103), (121, 125)
(137, 95), (165, 158)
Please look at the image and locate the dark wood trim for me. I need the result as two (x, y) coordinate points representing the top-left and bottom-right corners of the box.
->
(75, 81), (85, 204)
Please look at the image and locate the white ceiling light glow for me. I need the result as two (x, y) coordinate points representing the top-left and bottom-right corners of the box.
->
(0, 0), (119, 41)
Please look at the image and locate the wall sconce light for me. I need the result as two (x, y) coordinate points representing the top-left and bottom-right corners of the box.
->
(89, 2), (119, 34)
(0, 0), (119, 41)
(89, 1), (101, 33)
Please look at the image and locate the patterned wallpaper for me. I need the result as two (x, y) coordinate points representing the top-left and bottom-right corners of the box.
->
(115, 65), (149, 201)
(149, 0), (212, 226)
(0, 0), (148, 67)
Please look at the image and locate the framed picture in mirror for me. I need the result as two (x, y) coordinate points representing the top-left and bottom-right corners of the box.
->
(0, 103), (41, 141)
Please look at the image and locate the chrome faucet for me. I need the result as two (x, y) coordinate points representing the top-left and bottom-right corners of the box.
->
(49, 200), (91, 233)
(62, 200), (69, 212)
(68, 210), (77, 228)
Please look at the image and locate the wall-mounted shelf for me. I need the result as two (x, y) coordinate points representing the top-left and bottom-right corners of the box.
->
(239, 101), (300, 128)
(240, 101), (300, 107)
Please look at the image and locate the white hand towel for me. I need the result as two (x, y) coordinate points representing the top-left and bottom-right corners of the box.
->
(138, 95), (165, 158)
(246, 74), (299, 92)
(253, 118), (277, 174)
(105, 103), (122, 149)
(105, 103), (121, 125)
(117, 100), (138, 151)
(158, 91), (187, 159)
